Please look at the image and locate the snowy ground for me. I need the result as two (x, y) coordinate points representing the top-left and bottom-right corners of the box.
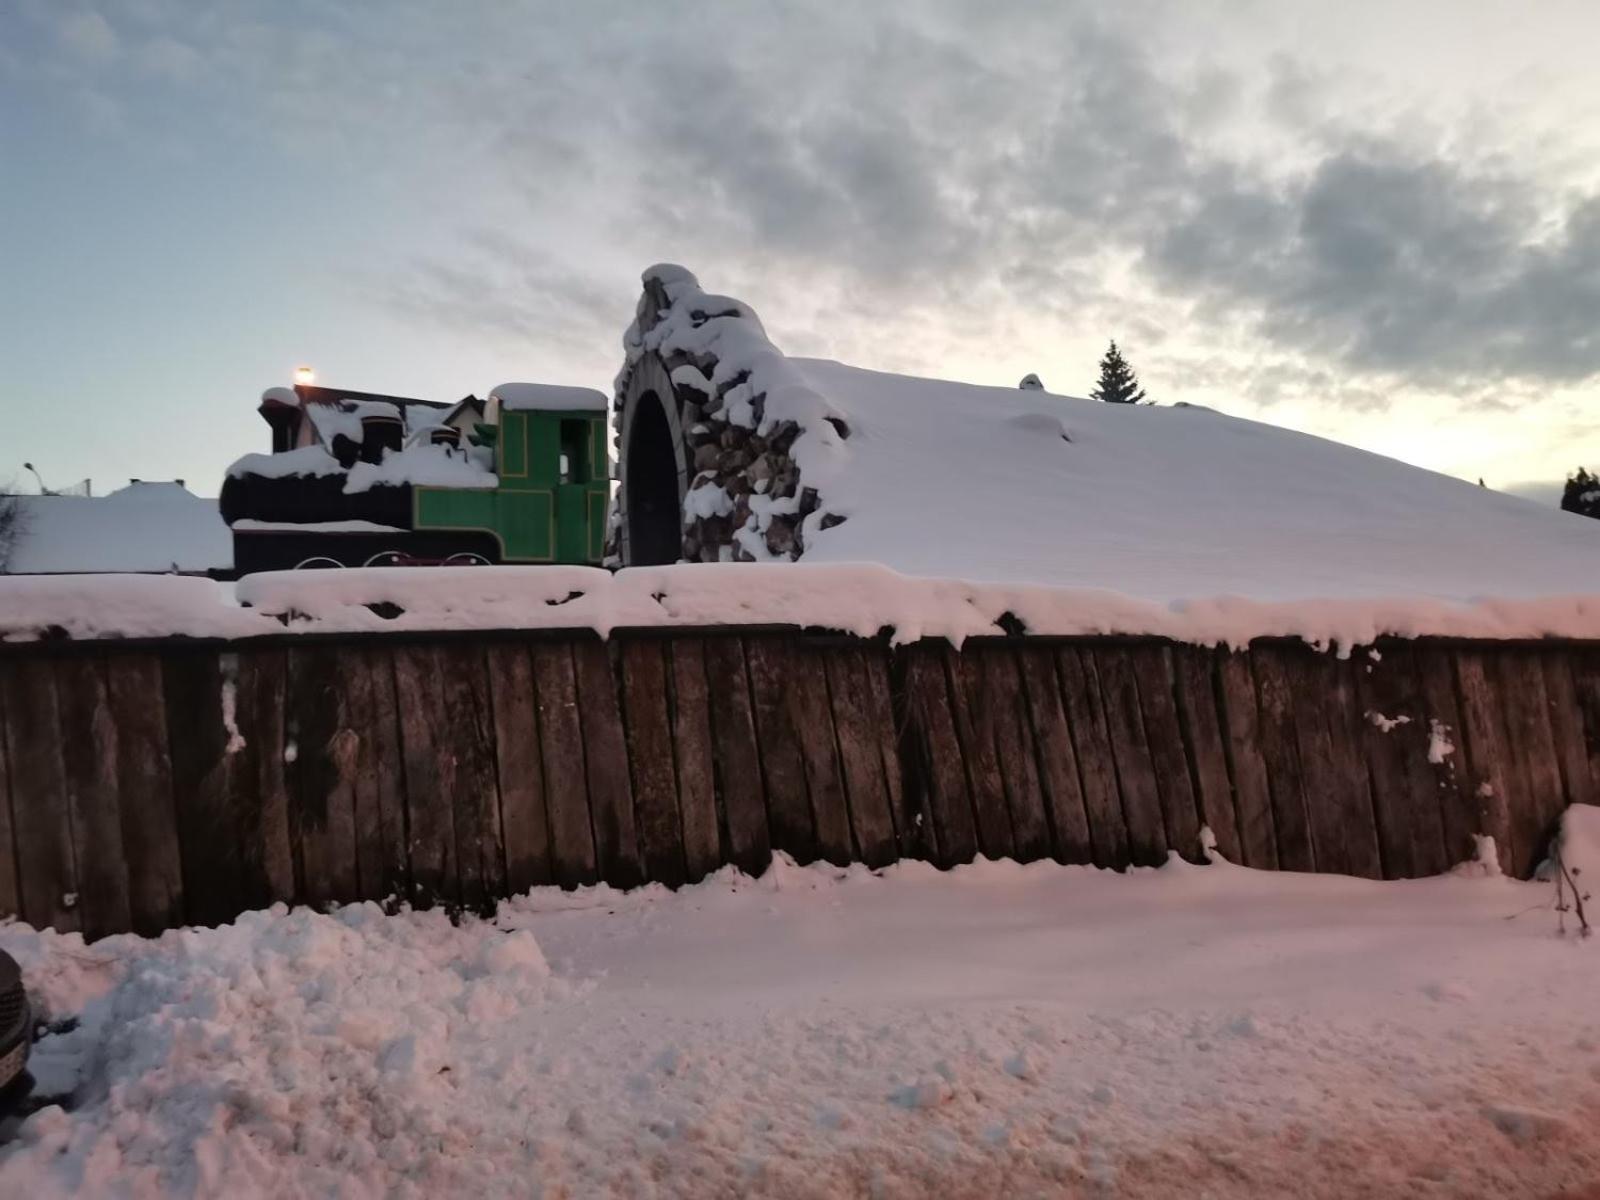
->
(2, 818), (1599, 1199)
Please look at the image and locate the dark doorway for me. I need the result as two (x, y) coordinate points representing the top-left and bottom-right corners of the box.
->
(625, 390), (682, 565)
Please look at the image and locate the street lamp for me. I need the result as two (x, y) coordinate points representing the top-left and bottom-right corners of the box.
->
(21, 462), (46, 495)
(293, 365), (316, 387)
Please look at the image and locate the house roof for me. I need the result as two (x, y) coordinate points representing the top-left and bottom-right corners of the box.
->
(5, 482), (231, 575)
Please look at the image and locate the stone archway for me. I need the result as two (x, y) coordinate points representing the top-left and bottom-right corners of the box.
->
(616, 352), (688, 566)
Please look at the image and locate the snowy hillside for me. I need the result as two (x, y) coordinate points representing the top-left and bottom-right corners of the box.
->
(789, 359), (1600, 602)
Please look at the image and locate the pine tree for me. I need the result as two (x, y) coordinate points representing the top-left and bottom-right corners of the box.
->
(1090, 341), (1148, 405)
(1561, 467), (1600, 520)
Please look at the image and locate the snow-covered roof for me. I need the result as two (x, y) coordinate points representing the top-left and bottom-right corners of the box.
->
(226, 443), (496, 493)
(626, 265), (1600, 605)
(4, 482), (230, 575)
(490, 382), (608, 413)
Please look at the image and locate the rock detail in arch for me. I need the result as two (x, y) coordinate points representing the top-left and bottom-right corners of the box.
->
(609, 264), (851, 566)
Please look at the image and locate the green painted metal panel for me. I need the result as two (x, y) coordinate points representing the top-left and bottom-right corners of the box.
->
(499, 412), (529, 481)
(527, 413), (560, 488)
(415, 486), (498, 530)
(587, 488), (608, 562)
(555, 484), (588, 564)
(500, 491), (554, 561)
(590, 416), (608, 482)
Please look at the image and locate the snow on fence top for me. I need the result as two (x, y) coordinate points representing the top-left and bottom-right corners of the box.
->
(5, 564), (1600, 651)
(615, 265), (1600, 602)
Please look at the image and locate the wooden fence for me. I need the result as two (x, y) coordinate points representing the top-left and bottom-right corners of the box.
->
(1, 630), (1597, 939)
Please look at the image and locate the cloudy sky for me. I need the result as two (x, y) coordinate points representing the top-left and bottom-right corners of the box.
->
(3, 0), (1598, 501)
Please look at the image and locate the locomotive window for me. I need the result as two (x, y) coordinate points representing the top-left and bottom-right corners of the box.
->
(559, 419), (587, 484)
(360, 416), (404, 463)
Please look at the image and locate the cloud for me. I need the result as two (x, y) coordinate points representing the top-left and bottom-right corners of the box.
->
(59, 10), (120, 62)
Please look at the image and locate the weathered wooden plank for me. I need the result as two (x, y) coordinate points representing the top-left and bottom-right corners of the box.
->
(667, 638), (723, 882)
(981, 647), (1052, 863)
(1572, 650), (1600, 818)
(821, 643), (899, 869)
(743, 637), (819, 862)
(0, 663), (19, 921)
(702, 636), (771, 876)
(2, 658), (79, 932)
(619, 639), (687, 888)
(393, 643), (459, 904)
(286, 645), (359, 908)
(787, 643), (854, 866)
(52, 657), (131, 939)
(338, 646), (410, 902)
(1541, 651), (1598, 812)
(1452, 650), (1516, 875)
(1413, 644), (1477, 868)
(1494, 649), (1565, 878)
(1055, 646), (1128, 868)
(440, 643), (507, 911)
(106, 654), (184, 934)
(238, 649), (295, 910)
(868, 645), (931, 861)
(572, 639), (643, 890)
(162, 649), (245, 926)
(1276, 649), (1350, 875)
(1354, 645), (1447, 879)
(893, 642), (977, 866)
(948, 648), (1016, 861)
(1321, 654), (1384, 880)
(1213, 652), (1276, 869)
(529, 642), (597, 888)
(1248, 645), (1315, 873)
(1168, 645), (1241, 865)
(1015, 645), (1093, 864)
(1128, 645), (1203, 863)
(486, 641), (552, 894)
(1089, 646), (1167, 867)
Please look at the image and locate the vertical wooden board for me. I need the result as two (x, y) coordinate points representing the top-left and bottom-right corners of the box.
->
(742, 637), (819, 862)
(1015, 646), (1093, 864)
(1414, 645), (1477, 868)
(667, 638), (722, 882)
(52, 657), (131, 939)
(1127, 645), (1204, 863)
(1572, 650), (1600, 815)
(892, 642), (977, 866)
(439, 643), (507, 910)
(1213, 652), (1276, 869)
(1541, 651), (1598, 811)
(1452, 650), (1516, 875)
(285, 645), (359, 908)
(1088, 647), (1167, 868)
(1248, 646), (1315, 873)
(702, 636), (772, 876)
(1321, 654), (1384, 880)
(619, 639), (686, 888)
(1168, 646), (1242, 866)
(572, 639), (643, 890)
(1055, 647), (1129, 868)
(393, 643), (460, 904)
(1275, 649), (1350, 875)
(2, 658), (81, 931)
(1354, 645), (1447, 879)
(106, 653), (183, 934)
(1494, 649), (1566, 878)
(485, 641), (552, 894)
(821, 644), (898, 868)
(529, 642), (597, 888)
(0, 662), (23, 921)
(947, 648), (1015, 861)
(238, 649), (295, 909)
(161, 649), (244, 927)
(353, 646), (410, 902)
(867, 645), (931, 861)
(787, 644), (854, 866)
(981, 647), (1052, 863)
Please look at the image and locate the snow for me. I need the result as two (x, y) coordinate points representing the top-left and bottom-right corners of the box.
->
(226, 446), (344, 481)
(786, 358), (1600, 602)
(6, 810), (1600, 1197)
(4, 483), (230, 575)
(232, 519), (408, 534)
(8, 563), (1600, 648)
(489, 382), (608, 412)
(343, 443), (497, 494)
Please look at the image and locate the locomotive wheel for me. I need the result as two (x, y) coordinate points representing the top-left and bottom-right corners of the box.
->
(444, 552), (492, 566)
(363, 551), (408, 568)
(293, 556), (345, 570)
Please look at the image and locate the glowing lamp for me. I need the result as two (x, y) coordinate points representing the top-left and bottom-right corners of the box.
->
(293, 365), (316, 387)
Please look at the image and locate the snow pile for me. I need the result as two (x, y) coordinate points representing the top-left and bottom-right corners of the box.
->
(226, 444), (495, 493)
(785, 358), (1600, 602)
(8, 563), (1600, 647)
(6, 827), (1600, 1198)
(4, 483), (230, 575)
(489, 382), (608, 412)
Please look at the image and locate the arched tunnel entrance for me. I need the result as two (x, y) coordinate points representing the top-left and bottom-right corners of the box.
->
(624, 389), (683, 566)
